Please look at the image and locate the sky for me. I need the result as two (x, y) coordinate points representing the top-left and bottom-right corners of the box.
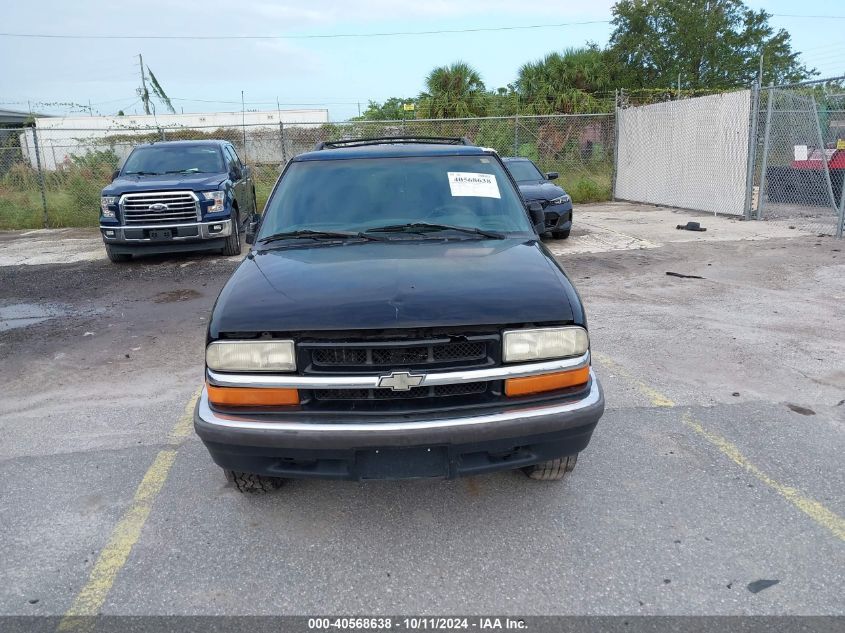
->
(0, 0), (843, 121)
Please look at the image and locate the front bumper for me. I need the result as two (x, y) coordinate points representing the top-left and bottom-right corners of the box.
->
(542, 202), (573, 231)
(99, 219), (232, 253)
(194, 370), (604, 480)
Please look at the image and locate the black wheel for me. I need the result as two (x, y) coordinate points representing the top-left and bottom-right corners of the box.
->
(221, 210), (242, 256)
(522, 454), (578, 481)
(224, 469), (284, 494)
(104, 243), (131, 263)
(552, 229), (571, 239)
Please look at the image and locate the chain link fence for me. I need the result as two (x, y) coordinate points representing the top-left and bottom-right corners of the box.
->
(752, 78), (845, 237)
(4, 86), (843, 237)
(0, 114), (614, 230)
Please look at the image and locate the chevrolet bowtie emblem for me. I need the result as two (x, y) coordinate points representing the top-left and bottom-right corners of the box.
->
(377, 371), (425, 391)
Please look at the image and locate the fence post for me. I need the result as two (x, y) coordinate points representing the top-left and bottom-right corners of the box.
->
(513, 114), (519, 155)
(743, 82), (760, 220)
(837, 172), (845, 239)
(612, 89), (621, 201)
(30, 127), (49, 228)
(279, 121), (287, 164)
(756, 85), (775, 220)
(810, 95), (837, 221)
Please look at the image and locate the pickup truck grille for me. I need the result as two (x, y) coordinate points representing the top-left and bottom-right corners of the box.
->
(308, 340), (489, 371)
(119, 191), (199, 225)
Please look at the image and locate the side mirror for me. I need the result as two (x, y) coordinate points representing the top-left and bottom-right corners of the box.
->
(545, 171), (559, 181)
(245, 215), (260, 244)
(111, 169), (120, 181)
(527, 201), (545, 234)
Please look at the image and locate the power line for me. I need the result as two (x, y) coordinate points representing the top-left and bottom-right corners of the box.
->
(0, 20), (611, 41)
(771, 13), (845, 19)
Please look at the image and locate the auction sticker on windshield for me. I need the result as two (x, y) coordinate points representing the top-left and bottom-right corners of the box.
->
(447, 172), (501, 199)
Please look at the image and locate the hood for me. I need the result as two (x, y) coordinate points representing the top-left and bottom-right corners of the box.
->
(209, 239), (582, 335)
(517, 181), (566, 202)
(103, 171), (226, 195)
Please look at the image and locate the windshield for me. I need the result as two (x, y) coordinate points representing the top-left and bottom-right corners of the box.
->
(505, 160), (544, 182)
(259, 155), (533, 238)
(122, 145), (224, 175)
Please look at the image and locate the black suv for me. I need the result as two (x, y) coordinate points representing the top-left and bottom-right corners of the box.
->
(194, 137), (604, 491)
(502, 156), (573, 239)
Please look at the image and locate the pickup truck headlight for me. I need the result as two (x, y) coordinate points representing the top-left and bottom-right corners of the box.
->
(100, 196), (117, 217)
(549, 194), (571, 205)
(203, 190), (226, 213)
(503, 326), (589, 363)
(206, 340), (296, 372)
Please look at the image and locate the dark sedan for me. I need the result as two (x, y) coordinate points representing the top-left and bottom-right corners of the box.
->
(502, 157), (573, 239)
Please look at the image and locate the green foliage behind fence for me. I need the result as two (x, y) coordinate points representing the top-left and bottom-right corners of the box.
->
(0, 116), (615, 230)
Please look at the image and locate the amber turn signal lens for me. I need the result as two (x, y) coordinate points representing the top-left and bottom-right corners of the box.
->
(207, 384), (299, 407)
(504, 366), (590, 397)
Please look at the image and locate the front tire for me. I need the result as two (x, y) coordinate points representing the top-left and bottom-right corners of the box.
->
(224, 469), (284, 493)
(105, 243), (131, 263)
(552, 229), (571, 239)
(522, 454), (578, 481)
(221, 210), (242, 256)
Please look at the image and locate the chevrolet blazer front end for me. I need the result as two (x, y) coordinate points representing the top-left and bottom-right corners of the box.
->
(194, 137), (605, 489)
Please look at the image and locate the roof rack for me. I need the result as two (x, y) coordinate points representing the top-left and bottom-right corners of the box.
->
(313, 136), (473, 151)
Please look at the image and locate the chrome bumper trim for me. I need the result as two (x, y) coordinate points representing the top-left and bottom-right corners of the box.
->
(197, 370), (601, 433)
(206, 352), (591, 389)
(100, 219), (232, 242)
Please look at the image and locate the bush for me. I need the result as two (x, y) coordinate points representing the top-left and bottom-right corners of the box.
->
(566, 176), (612, 203)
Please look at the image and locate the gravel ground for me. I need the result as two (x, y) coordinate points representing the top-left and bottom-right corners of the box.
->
(0, 203), (842, 617)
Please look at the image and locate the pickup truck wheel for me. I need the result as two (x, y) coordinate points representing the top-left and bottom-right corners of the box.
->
(221, 211), (242, 256)
(105, 244), (131, 263)
(522, 454), (578, 481)
(224, 469), (284, 493)
(552, 229), (571, 239)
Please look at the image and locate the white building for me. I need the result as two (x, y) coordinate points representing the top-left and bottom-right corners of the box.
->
(21, 108), (329, 169)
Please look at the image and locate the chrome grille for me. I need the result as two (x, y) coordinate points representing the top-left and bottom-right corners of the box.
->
(119, 191), (199, 225)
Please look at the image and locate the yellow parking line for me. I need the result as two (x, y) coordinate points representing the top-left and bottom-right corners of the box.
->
(682, 413), (845, 542)
(593, 354), (844, 542)
(58, 387), (201, 632)
(592, 351), (675, 407)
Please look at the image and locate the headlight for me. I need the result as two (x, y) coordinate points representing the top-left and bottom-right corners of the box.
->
(206, 340), (296, 372)
(549, 194), (571, 205)
(203, 190), (226, 213)
(100, 196), (117, 217)
(503, 327), (589, 363)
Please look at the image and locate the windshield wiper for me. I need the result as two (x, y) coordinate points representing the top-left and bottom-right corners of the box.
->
(365, 222), (504, 239)
(164, 169), (206, 174)
(124, 171), (161, 176)
(258, 229), (386, 245)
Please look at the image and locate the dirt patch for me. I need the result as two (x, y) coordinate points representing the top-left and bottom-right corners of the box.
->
(152, 289), (203, 303)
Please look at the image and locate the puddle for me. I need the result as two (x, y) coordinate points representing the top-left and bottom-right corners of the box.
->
(0, 303), (66, 332)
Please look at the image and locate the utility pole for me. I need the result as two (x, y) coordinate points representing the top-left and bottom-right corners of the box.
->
(138, 54), (151, 115)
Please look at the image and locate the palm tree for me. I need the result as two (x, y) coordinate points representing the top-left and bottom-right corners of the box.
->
(516, 47), (612, 114)
(418, 62), (487, 118)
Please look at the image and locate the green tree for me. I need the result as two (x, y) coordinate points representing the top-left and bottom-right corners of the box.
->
(418, 62), (487, 118)
(608, 0), (814, 89)
(354, 97), (415, 121)
(516, 47), (614, 114)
